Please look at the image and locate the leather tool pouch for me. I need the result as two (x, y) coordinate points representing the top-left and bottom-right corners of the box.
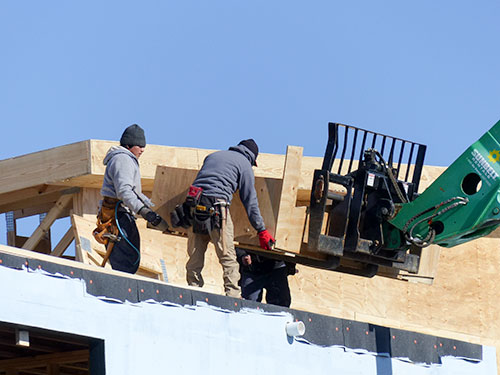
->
(93, 198), (119, 245)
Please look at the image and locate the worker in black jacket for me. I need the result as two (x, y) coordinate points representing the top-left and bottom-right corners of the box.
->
(184, 139), (275, 297)
(236, 248), (295, 307)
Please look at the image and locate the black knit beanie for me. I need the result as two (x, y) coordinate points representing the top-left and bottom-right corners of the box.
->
(238, 139), (259, 166)
(120, 124), (146, 148)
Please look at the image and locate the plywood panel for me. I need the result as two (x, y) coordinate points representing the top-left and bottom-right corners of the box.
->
(151, 165), (283, 247)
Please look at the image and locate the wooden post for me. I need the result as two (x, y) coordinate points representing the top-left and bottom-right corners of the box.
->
(274, 146), (307, 252)
(5, 211), (16, 247)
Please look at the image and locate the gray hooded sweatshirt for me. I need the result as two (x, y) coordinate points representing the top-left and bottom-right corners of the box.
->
(100, 146), (152, 214)
(193, 144), (265, 233)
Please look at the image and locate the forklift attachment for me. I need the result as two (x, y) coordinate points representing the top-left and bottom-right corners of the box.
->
(308, 122), (427, 276)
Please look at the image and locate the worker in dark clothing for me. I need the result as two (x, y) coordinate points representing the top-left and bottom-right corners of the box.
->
(179, 139), (275, 297)
(94, 124), (168, 274)
(236, 248), (295, 307)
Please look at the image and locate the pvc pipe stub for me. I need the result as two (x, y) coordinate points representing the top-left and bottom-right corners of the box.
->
(286, 321), (306, 337)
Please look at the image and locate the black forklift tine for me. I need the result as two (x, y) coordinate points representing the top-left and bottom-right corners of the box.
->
(405, 143), (416, 182)
(412, 144), (427, 192)
(322, 122), (339, 171)
(348, 128), (359, 173)
(387, 138), (396, 167)
(396, 141), (406, 179)
(358, 131), (368, 163)
(371, 133), (377, 149)
(337, 126), (350, 174)
(380, 137), (387, 157)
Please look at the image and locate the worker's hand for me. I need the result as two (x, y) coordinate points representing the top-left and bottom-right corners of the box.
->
(258, 229), (275, 250)
(139, 206), (162, 226)
(156, 218), (171, 233)
(242, 255), (252, 266)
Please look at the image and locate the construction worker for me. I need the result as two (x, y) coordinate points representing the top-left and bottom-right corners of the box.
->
(183, 139), (275, 297)
(236, 248), (296, 307)
(95, 124), (168, 274)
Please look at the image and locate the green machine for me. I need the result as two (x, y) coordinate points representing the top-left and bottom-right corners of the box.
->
(306, 120), (500, 277)
(389, 120), (500, 248)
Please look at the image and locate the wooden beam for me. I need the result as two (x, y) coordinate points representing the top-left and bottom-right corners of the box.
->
(22, 194), (74, 251)
(0, 185), (78, 214)
(51, 227), (75, 257)
(0, 140), (91, 195)
(13, 203), (71, 220)
(0, 349), (88, 370)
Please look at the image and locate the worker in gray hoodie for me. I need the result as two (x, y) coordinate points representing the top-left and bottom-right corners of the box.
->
(181, 139), (275, 297)
(95, 124), (168, 274)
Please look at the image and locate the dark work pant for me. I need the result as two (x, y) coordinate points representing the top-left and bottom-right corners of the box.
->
(109, 209), (141, 274)
(240, 267), (291, 307)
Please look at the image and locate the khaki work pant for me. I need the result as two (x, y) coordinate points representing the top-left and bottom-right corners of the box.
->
(186, 207), (240, 298)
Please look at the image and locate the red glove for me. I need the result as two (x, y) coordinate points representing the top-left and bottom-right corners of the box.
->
(258, 230), (275, 250)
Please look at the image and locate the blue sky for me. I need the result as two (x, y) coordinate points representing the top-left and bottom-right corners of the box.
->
(1, 1), (499, 246)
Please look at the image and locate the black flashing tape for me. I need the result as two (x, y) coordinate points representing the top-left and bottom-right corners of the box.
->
(344, 320), (378, 354)
(168, 287), (191, 306)
(191, 290), (242, 312)
(82, 270), (139, 303)
(241, 298), (289, 314)
(26, 258), (84, 280)
(390, 328), (440, 364)
(290, 310), (344, 347)
(436, 337), (482, 362)
(137, 280), (176, 303)
(0, 253), (27, 270)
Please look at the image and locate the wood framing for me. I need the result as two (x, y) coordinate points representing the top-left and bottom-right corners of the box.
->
(22, 194), (74, 251)
(4, 139), (500, 369)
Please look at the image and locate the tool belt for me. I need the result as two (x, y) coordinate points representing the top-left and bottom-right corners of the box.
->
(93, 197), (120, 245)
(192, 195), (223, 235)
(170, 186), (224, 234)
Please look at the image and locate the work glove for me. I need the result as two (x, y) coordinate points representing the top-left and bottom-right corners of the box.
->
(258, 229), (275, 250)
(140, 207), (170, 233)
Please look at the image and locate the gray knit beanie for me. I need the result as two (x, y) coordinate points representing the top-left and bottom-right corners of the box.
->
(120, 124), (146, 148)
